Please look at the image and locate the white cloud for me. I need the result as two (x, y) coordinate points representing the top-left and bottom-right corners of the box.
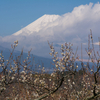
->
(1, 2), (100, 58)
(94, 42), (100, 45)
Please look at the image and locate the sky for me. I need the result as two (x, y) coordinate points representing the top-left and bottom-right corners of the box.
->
(0, 0), (100, 59)
(0, 0), (99, 36)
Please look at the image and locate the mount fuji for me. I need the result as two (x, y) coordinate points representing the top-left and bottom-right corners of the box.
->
(1, 2), (100, 58)
(13, 14), (60, 36)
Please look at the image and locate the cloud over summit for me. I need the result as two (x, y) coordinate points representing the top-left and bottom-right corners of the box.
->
(1, 2), (100, 58)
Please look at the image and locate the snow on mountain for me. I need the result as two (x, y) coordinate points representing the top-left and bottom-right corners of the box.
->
(13, 14), (60, 36)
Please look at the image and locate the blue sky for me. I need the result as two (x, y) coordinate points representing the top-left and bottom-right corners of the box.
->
(0, 0), (99, 37)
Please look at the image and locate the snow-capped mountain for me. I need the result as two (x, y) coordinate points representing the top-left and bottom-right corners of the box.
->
(13, 14), (60, 36)
(1, 3), (100, 58)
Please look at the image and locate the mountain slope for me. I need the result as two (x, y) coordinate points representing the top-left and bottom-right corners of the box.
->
(13, 14), (60, 36)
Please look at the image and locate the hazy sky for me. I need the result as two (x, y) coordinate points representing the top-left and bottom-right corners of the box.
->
(0, 0), (99, 36)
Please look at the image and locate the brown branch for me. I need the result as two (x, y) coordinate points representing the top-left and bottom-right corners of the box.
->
(34, 73), (74, 100)
(85, 92), (100, 100)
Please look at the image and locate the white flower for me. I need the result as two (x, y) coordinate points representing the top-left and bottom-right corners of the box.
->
(53, 59), (56, 62)
(24, 65), (27, 68)
(21, 71), (26, 74)
(11, 77), (15, 80)
(55, 64), (58, 68)
(51, 73), (55, 77)
(76, 65), (78, 68)
(88, 52), (91, 55)
(49, 79), (51, 81)
(61, 52), (64, 56)
(49, 53), (52, 56)
(68, 79), (70, 82)
(70, 65), (72, 68)
(55, 52), (58, 54)
(51, 49), (54, 52)
(73, 82), (75, 85)
(15, 44), (18, 47)
(91, 69), (93, 72)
